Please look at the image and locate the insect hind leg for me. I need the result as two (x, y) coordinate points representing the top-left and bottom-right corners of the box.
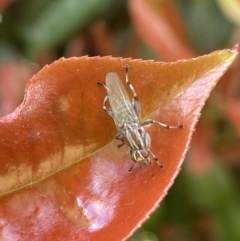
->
(96, 81), (114, 117)
(124, 65), (141, 116)
(141, 118), (184, 129)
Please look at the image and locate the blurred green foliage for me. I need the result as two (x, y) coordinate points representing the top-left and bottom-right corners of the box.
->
(177, 0), (234, 53)
(0, 0), (128, 59)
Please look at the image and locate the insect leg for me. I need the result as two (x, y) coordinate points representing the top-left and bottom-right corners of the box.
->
(128, 163), (135, 172)
(148, 149), (163, 169)
(141, 118), (184, 129)
(117, 142), (125, 148)
(97, 81), (114, 117)
(124, 65), (141, 116)
(114, 132), (125, 148)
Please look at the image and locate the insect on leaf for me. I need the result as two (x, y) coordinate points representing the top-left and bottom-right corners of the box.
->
(0, 47), (238, 240)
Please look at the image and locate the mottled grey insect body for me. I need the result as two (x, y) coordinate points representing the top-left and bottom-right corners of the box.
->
(97, 66), (183, 172)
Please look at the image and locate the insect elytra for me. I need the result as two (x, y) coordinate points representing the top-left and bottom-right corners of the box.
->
(97, 66), (183, 172)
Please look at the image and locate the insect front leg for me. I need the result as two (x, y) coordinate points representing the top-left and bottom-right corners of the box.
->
(128, 163), (135, 172)
(96, 81), (115, 117)
(124, 65), (141, 117)
(143, 132), (163, 168)
(141, 118), (184, 129)
(148, 149), (163, 169)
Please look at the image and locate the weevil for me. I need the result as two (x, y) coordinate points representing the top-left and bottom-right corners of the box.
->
(97, 66), (183, 172)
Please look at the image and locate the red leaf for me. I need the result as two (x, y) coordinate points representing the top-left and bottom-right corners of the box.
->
(187, 123), (215, 174)
(0, 0), (15, 12)
(129, 0), (197, 60)
(0, 60), (38, 116)
(0, 47), (238, 240)
(224, 99), (240, 134)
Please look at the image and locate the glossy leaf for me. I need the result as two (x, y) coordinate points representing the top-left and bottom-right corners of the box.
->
(0, 47), (238, 240)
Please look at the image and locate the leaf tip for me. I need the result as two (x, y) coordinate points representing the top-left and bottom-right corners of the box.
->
(232, 43), (239, 52)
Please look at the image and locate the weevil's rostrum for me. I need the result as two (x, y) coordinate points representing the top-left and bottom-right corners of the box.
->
(97, 66), (183, 172)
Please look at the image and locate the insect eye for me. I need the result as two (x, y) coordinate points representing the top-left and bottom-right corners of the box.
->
(144, 133), (151, 148)
(140, 150), (148, 158)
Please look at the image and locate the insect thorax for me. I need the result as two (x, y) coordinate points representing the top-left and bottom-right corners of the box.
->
(120, 121), (150, 152)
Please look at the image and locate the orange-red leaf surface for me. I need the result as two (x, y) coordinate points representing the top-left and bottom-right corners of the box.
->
(0, 47), (238, 241)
